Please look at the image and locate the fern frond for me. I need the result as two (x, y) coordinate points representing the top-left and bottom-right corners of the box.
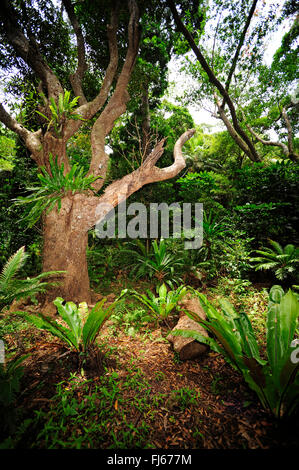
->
(0, 246), (27, 290)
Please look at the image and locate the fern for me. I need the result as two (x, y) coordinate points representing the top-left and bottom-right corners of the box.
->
(250, 240), (299, 282)
(0, 246), (63, 311)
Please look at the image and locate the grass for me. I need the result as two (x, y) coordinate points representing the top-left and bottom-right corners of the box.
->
(6, 364), (201, 449)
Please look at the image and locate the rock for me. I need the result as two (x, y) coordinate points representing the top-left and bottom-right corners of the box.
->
(167, 293), (209, 360)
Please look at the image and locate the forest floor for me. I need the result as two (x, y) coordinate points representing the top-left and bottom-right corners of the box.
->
(1, 280), (299, 450)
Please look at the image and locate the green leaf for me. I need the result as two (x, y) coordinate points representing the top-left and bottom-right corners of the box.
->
(53, 297), (82, 344)
(22, 312), (78, 350)
(82, 299), (113, 350)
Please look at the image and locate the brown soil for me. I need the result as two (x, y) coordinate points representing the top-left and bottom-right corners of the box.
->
(2, 317), (299, 450)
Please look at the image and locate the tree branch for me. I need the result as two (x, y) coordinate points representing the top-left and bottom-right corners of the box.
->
(242, 108), (299, 161)
(167, 0), (261, 162)
(0, 0), (63, 100)
(63, 3), (120, 140)
(282, 107), (296, 157)
(0, 102), (42, 161)
(221, 0), (258, 108)
(62, 0), (87, 105)
(87, 0), (141, 189)
(214, 97), (252, 159)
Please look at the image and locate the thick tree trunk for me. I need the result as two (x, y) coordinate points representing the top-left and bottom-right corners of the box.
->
(42, 197), (91, 305)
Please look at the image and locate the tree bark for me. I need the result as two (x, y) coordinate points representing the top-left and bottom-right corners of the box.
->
(42, 196), (91, 304)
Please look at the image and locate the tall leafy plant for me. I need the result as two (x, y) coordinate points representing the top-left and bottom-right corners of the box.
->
(173, 286), (299, 418)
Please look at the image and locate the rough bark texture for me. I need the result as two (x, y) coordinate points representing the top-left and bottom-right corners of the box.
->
(41, 197), (90, 306)
(168, 294), (209, 360)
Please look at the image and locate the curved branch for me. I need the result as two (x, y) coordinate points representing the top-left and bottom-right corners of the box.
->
(0, 102), (42, 161)
(82, 128), (196, 230)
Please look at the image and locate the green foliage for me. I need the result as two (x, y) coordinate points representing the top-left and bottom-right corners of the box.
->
(168, 387), (200, 411)
(177, 171), (217, 202)
(21, 297), (116, 353)
(110, 300), (152, 336)
(173, 286), (299, 418)
(0, 134), (16, 172)
(250, 240), (299, 282)
(36, 91), (86, 137)
(0, 141), (40, 267)
(7, 366), (153, 449)
(233, 202), (292, 242)
(0, 354), (29, 435)
(121, 283), (188, 321)
(193, 211), (248, 280)
(0, 354), (29, 406)
(232, 162), (299, 244)
(15, 155), (101, 227)
(0, 246), (61, 311)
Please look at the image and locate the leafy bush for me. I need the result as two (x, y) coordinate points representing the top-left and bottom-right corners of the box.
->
(232, 161), (299, 244)
(173, 286), (299, 418)
(233, 202), (292, 242)
(177, 171), (217, 203)
(0, 246), (61, 311)
(119, 238), (185, 285)
(21, 297), (117, 353)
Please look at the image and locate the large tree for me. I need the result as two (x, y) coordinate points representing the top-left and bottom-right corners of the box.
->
(0, 0), (194, 304)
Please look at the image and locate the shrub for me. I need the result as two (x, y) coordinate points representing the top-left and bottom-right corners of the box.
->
(250, 239), (299, 283)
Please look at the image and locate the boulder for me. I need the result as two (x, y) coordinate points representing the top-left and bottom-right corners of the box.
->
(167, 293), (209, 360)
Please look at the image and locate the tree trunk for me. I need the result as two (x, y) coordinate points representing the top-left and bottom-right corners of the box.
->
(42, 196), (91, 305)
